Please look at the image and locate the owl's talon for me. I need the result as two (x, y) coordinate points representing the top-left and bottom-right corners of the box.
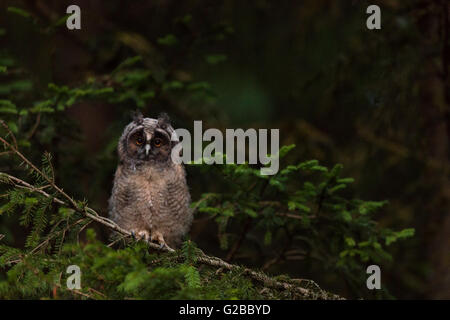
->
(137, 230), (150, 241)
(150, 231), (170, 250)
(130, 230), (150, 242)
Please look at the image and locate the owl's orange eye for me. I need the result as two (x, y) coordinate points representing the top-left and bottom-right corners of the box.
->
(135, 136), (144, 145)
(153, 138), (162, 147)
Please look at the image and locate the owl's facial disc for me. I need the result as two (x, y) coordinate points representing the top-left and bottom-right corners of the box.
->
(126, 125), (172, 162)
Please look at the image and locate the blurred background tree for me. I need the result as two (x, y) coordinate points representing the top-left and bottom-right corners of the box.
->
(0, 0), (448, 299)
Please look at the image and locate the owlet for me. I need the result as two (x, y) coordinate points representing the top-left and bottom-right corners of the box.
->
(108, 113), (192, 249)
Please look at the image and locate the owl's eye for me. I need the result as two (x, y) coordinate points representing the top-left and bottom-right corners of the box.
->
(135, 136), (144, 146)
(153, 138), (162, 147)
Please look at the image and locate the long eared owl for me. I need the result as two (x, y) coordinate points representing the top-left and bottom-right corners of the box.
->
(108, 113), (192, 249)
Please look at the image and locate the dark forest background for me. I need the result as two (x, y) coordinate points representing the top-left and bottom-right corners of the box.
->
(0, 0), (448, 299)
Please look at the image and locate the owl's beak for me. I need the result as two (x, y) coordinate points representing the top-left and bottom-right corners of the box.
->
(145, 144), (151, 155)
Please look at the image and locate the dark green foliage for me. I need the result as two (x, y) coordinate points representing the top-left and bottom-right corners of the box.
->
(0, 229), (298, 299)
(191, 147), (414, 298)
(0, 1), (425, 300)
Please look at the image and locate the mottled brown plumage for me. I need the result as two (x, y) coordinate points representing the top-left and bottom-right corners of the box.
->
(108, 113), (192, 249)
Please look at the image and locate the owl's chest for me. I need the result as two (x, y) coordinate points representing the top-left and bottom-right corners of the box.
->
(130, 170), (165, 200)
(127, 168), (181, 210)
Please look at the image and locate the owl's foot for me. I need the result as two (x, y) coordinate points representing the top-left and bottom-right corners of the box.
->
(151, 231), (173, 251)
(130, 229), (150, 241)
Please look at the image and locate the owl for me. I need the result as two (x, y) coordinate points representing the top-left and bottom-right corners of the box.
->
(108, 112), (192, 249)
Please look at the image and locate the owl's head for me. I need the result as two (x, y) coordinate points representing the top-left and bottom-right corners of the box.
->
(118, 112), (178, 165)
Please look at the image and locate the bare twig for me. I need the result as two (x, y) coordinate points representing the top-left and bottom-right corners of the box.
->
(226, 217), (252, 261)
(0, 120), (17, 151)
(1, 172), (65, 205)
(54, 283), (93, 299)
(27, 113), (41, 140)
